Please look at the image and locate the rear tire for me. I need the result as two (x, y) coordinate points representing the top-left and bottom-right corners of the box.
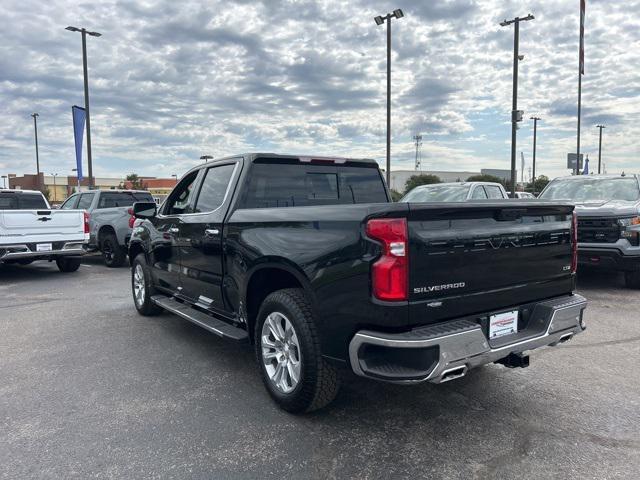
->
(56, 257), (81, 273)
(255, 288), (339, 413)
(102, 233), (126, 268)
(625, 270), (640, 289)
(132, 254), (163, 316)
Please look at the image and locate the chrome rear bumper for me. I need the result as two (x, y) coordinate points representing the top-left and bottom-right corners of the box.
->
(0, 242), (86, 261)
(349, 294), (587, 384)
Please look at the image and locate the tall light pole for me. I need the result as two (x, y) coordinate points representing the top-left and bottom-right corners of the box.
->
(374, 9), (404, 187)
(200, 155), (213, 163)
(500, 14), (534, 197)
(413, 134), (422, 171)
(530, 116), (540, 195)
(50, 173), (59, 203)
(596, 124), (605, 174)
(31, 113), (41, 190)
(66, 26), (101, 189)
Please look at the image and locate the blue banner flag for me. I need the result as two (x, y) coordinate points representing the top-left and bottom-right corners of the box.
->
(72, 105), (86, 181)
(582, 156), (589, 175)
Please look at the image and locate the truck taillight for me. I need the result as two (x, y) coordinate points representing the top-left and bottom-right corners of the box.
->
(571, 211), (578, 273)
(366, 218), (408, 301)
(84, 211), (90, 235)
(128, 208), (135, 228)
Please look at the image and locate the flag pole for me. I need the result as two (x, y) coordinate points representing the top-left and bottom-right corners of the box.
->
(576, 0), (585, 176)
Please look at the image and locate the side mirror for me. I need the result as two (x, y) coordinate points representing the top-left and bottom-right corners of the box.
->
(132, 201), (157, 219)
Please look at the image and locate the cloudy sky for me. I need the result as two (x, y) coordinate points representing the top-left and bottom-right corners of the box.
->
(1, 0), (639, 182)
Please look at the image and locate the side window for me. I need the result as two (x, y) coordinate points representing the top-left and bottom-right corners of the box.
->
(471, 186), (488, 199)
(61, 195), (79, 209)
(193, 164), (236, 213)
(163, 171), (199, 215)
(77, 193), (95, 209)
(485, 186), (505, 199)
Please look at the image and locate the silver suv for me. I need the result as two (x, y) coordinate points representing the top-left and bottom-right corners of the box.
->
(539, 174), (640, 288)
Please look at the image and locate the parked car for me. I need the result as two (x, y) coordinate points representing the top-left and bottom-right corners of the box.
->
(128, 154), (587, 412)
(61, 189), (154, 267)
(539, 174), (640, 288)
(511, 191), (536, 199)
(400, 182), (508, 202)
(0, 189), (88, 272)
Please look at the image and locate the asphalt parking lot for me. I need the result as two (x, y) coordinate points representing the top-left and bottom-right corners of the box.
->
(1, 258), (639, 479)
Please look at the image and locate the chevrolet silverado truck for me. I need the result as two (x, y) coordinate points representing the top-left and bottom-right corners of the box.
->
(128, 154), (587, 412)
(0, 189), (88, 272)
(60, 189), (154, 267)
(539, 174), (640, 288)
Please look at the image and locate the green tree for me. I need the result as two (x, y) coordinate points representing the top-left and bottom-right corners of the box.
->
(404, 174), (441, 194)
(389, 189), (403, 202)
(41, 186), (51, 202)
(528, 175), (550, 194)
(122, 173), (147, 190)
(466, 174), (504, 184)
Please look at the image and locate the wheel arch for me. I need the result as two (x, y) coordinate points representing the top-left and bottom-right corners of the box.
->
(97, 225), (117, 246)
(243, 261), (314, 344)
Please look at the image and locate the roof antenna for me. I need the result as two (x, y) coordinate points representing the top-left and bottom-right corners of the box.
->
(621, 171), (626, 177)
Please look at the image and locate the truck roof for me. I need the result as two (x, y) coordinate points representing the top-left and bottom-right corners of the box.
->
(552, 174), (639, 181)
(194, 153), (379, 169)
(0, 189), (43, 195)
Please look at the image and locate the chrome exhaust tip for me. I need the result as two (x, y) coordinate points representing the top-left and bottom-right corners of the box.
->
(439, 365), (467, 383)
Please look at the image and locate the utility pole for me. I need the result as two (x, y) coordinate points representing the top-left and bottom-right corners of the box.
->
(520, 151), (525, 184)
(374, 9), (404, 187)
(31, 113), (41, 190)
(413, 134), (422, 171)
(577, 0), (586, 176)
(530, 116), (540, 194)
(500, 14), (535, 197)
(66, 26), (101, 188)
(596, 124), (605, 174)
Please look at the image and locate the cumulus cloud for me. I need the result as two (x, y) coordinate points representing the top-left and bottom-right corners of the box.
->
(0, 0), (638, 180)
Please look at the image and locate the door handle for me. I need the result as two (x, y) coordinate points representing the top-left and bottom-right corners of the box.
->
(168, 227), (179, 234)
(204, 228), (220, 236)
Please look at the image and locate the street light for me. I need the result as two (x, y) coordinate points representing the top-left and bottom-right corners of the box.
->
(596, 125), (606, 174)
(500, 13), (535, 197)
(66, 25), (101, 189)
(171, 174), (178, 182)
(50, 173), (59, 203)
(374, 8), (404, 187)
(530, 116), (540, 195)
(200, 155), (213, 162)
(31, 113), (41, 190)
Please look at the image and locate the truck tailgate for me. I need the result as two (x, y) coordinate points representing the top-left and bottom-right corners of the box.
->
(0, 209), (86, 244)
(407, 202), (574, 326)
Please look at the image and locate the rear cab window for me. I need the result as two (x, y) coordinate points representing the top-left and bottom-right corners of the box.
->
(98, 191), (154, 209)
(0, 192), (48, 209)
(239, 158), (388, 209)
(484, 185), (505, 199)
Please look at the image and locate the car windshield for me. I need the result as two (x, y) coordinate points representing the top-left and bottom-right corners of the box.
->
(539, 177), (640, 202)
(401, 184), (470, 202)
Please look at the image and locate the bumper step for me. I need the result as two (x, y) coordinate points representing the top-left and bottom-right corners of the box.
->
(151, 295), (248, 342)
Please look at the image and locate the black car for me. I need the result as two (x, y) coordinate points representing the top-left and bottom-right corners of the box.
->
(129, 154), (587, 412)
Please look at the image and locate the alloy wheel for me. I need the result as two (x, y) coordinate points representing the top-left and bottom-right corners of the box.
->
(133, 264), (145, 307)
(261, 311), (302, 394)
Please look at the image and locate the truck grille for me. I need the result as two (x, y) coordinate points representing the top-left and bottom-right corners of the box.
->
(577, 217), (620, 243)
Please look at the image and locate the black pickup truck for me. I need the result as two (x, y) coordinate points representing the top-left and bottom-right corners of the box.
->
(128, 154), (587, 412)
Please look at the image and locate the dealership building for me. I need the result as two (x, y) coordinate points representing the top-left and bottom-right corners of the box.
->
(6, 173), (177, 204)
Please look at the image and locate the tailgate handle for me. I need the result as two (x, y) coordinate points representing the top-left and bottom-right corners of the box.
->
(496, 209), (527, 221)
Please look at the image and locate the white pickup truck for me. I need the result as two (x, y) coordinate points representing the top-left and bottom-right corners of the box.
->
(0, 189), (88, 272)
